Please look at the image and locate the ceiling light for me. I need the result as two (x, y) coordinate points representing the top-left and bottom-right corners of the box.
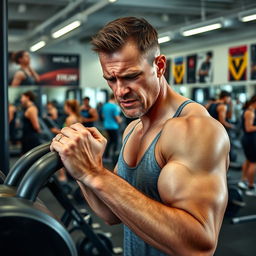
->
(240, 14), (256, 22)
(239, 8), (256, 22)
(108, 0), (117, 2)
(158, 36), (171, 44)
(30, 40), (46, 52)
(52, 20), (81, 39)
(182, 23), (222, 37)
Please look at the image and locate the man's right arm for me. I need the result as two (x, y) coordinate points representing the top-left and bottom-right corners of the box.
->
(76, 176), (121, 225)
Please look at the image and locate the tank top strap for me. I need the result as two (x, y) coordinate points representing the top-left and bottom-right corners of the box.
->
(172, 99), (194, 118)
(123, 120), (141, 144)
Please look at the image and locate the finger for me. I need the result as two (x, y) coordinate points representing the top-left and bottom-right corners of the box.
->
(86, 127), (105, 140)
(51, 140), (65, 153)
(60, 127), (79, 139)
(56, 135), (70, 145)
(69, 123), (95, 140)
(70, 123), (86, 131)
(53, 133), (63, 142)
(50, 134), (63, 151)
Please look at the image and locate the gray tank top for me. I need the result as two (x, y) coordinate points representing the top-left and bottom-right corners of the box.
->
(117, 99), (193, 256)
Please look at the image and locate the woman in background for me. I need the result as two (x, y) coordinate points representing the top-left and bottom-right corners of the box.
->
(238, 95), (256, 196)
(11, 51), (40, 86)
(20, 91), (41, 154)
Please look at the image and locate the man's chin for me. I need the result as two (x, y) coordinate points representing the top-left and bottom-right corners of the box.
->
(122, 109), (144, 119)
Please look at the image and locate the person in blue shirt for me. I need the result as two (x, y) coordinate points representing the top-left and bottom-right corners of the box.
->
(102, 93), (122, 162)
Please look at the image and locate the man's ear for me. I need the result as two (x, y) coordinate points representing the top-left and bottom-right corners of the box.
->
(155, 55), (166, 78)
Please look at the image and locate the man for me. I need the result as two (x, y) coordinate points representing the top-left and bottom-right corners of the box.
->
(198, 51), (213, 83)
(207, 91), (234, 130)
(102, 93), (122, 163)
(80, 96), (98, 127)
(51, 17), (229, 256)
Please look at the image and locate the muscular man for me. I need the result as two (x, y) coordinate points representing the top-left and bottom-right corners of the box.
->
(207, 90), (234, 130)
(80, 96), (98, 127)
(51, 17), (229, 256)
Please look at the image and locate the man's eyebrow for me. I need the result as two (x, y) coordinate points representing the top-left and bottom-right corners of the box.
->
(121, 71), (143, 78)
(103, 71), (142, 80)
(103, 74), (113, 80)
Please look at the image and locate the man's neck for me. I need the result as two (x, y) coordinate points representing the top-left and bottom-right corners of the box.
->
(140, 82), (178, 132)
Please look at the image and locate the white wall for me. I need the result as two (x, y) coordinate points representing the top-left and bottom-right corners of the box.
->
(162, 35), (256, 86)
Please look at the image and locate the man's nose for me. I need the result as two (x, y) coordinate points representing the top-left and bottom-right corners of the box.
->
(115, 81), (129, 98)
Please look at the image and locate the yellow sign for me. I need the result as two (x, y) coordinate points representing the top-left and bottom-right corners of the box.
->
(173, 63), (185, 84)
(229, 51), (247, 81)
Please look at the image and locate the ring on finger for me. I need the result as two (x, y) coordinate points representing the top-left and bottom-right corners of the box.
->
(56, 134), (63, 142)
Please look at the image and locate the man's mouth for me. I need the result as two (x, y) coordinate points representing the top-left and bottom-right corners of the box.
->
(119, 99), (138, 108)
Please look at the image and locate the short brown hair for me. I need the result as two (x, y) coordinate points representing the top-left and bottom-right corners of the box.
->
(91, 17), (159, 60)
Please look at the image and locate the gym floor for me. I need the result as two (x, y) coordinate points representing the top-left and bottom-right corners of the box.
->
(10, 148), (256, 256)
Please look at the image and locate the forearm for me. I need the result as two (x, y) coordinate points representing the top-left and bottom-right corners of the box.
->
(77, 180), (121, 225)
(246, 125), (256, 132)
(83, 117), (98, 123)
(89, 172), (215, 256)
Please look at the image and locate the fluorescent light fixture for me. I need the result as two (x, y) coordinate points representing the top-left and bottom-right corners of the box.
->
(182, 23), (222, 37)
(158, 36), (171, 44)
(240, 13), (256, 22)
(52, 20), (81, 39)
(239, 8), (256, 22)
(108, 0), (117, 2)
(30, 40), (46, 52)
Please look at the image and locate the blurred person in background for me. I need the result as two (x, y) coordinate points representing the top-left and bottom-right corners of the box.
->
(102, 93), (122, 163)
(238, 95), (256, 196)
(80, 96), (98, 127)
(11, 51), (40, 86)
(20, 91), (41, 154)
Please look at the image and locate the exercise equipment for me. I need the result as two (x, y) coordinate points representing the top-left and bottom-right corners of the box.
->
(232, 214), (256, 224)
(0, 143), (50, 198)
(1, 146), (114, 255)
(225, 185), (245, 217)
(0, 152), (77, 256)
(76, 231), (113, 256)
(5, 142), (50, 187)
(46, 174), (113, 256)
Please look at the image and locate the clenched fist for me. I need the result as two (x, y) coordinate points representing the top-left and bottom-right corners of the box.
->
(50, 123), (108, 185)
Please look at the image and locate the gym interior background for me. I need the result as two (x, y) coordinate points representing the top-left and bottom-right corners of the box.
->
(1, 0), (256, 255)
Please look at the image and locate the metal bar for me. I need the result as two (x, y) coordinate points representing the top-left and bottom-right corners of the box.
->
(0, 0), (9, 175)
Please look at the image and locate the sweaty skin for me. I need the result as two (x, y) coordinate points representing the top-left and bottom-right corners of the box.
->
(51, 41), (229, 256)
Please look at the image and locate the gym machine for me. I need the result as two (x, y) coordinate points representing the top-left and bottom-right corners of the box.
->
(0, 144), (115, 255)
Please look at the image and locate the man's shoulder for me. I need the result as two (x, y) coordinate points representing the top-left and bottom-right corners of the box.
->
(164, 113), (226, 139)
(159, 114), (230, 167)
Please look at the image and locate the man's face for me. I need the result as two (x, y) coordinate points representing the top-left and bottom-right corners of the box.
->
(99, 42), (160, 118)
(83, 99), (89, 106)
